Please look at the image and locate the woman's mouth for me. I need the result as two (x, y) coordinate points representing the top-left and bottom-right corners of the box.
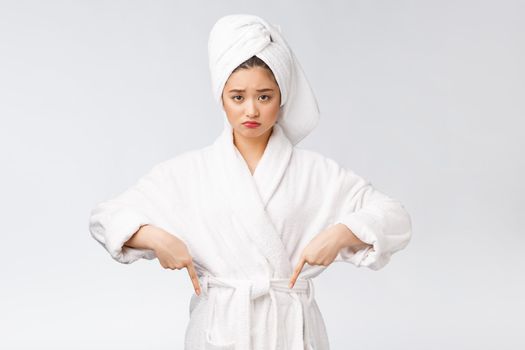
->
(242, 121), (261, 128)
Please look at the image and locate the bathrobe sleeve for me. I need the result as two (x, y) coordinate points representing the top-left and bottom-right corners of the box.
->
(89, 161), (181, 264)
(332, 163), (412, 270)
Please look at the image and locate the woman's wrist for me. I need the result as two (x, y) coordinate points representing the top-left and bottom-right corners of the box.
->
(334, 223), (372, 253)
(129, 224), (167, 252)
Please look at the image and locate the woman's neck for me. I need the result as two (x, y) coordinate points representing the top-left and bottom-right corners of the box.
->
(233, 127), (273, 175)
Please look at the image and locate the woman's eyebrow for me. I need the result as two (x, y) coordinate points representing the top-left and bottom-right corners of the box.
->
(228, 88), (275, 93)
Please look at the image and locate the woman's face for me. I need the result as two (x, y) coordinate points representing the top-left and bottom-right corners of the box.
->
(221, 66), (281, 141)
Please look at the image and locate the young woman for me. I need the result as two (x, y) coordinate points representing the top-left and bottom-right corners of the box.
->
(89, 14), (412, 350)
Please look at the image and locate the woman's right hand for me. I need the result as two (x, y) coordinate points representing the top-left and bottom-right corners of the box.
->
(132, 224), (201, 296)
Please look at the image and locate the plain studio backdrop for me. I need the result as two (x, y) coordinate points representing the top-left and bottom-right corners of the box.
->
(0, 1), (523, 349)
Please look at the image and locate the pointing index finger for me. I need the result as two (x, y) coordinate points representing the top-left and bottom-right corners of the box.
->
(289, 256), (306, 289)
(186, 260), (201, 296)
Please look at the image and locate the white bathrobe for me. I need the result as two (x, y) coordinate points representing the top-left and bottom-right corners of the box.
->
(89, 121), (412, 350)
(90, 13), (412, 350)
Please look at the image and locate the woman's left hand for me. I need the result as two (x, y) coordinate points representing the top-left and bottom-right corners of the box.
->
(288, 223), (372, 288)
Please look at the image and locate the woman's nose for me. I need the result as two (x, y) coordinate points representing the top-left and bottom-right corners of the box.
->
(245, 99), (259, 117)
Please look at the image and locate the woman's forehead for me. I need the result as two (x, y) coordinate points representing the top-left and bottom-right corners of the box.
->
(224, 68), (279, 89)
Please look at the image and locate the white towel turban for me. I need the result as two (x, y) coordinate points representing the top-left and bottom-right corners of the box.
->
(208, 14), (320, 146)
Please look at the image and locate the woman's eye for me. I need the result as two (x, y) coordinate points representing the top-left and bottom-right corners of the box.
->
(231, 95), (271, 102)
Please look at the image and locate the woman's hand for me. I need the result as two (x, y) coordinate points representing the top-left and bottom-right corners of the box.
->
(288, 223), (372, 288)
(128, 224), (201, 296)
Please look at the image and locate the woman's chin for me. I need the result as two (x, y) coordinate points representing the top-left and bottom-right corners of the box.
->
(235, 127), (269, 139)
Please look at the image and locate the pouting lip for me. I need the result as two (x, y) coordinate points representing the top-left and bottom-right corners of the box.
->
(242, 121), (261, 125)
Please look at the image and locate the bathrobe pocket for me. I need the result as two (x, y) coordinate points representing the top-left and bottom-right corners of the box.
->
(204, 335), (235, 350)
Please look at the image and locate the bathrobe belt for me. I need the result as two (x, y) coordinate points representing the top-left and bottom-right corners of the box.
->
(199, 275), (315, 350)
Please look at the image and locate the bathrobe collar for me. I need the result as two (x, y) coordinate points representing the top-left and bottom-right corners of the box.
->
(211, 121), (293, 277)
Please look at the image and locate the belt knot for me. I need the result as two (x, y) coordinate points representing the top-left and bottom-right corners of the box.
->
(250, 277), (271, 300)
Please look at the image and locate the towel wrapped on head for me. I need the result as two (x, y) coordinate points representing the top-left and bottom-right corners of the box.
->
(207, 14), (320, 145)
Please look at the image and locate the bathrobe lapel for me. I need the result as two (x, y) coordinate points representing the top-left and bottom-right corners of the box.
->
(211, 122), (293, 278)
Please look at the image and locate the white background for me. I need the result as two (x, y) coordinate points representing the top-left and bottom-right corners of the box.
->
(0, 0), (523, 349)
